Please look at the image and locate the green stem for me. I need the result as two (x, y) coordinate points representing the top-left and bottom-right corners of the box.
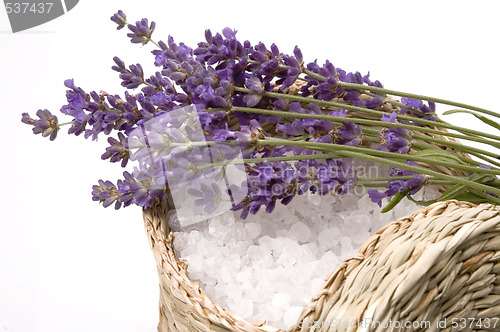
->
(410, 141), (500, 169)
(230, 106), (500, 156)
(302, 67), (498, 119)
(241, 153), (341, 164)
(257, 139), (500, 195)
(334, 150), (500, 196)
(196, 152), (345, 171)
(57, 121), (73, 127)
(463, 153), (500, 169)
(339, 82), (500, 120)
(146, 37), (161, 49)
(291, 140), (500, 176)
(357, 180), (455, 187)
(233, 87), (500, 143)
(358, 176), (423, 182)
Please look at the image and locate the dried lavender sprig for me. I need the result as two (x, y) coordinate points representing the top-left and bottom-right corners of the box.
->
(21, 110), (59, 141)
(256, 139), (500, 198)
(110, 10), (127, 30)
(225, 106), (500, 160)
(114, 13), (499, 144)
(22, 12), (499, 215)
(300, 67), (500, 122)
(222, 137), (500, 178)
(126, 18), (159, 47)
(337, 81), (500, 120)
(233, 87), (500, 144)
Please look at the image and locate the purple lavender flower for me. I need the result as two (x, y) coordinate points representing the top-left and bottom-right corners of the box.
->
(112, 57), (145, 89)
(92, 179), (122, 209)
(242, 77), (264, 107)
(378, 112), (412, 154)
(27, 19), (456, 215)
(101, 132), (130, 167)
(110, 10), (127, 30)
(22, 110), (59, 141)
(188, 183), (223, 214)
(337, 122), (363, 146)
(127, 18), (156, 45)
(60, 79), (159, 141)
(368, 161), (427, 207)
(401, 97), (437, 121)
(193, 28), (245, 64)
(116, 169), (167, 209)
(277, 46), (303, 90)
(230, 157), (357, 219)
(301, 60), (341, 100)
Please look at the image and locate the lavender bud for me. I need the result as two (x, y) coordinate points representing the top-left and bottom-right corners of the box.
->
(110, 10), (127, 30)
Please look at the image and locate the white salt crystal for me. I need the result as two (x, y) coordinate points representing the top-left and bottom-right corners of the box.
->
(291, 262), (314, 286)
(186, 254), (204, 273)
(265, 306), (284, 326)
(209, 214), (235, 242)
(227, 253), (241, 267)
(277, 251), (296, 268)
(284, 306), (303, 327)
(172, 161), (441, 330)
(302, 243), (318, 260)
(234, 221), (246, 242)
(255, 279), (274, 302)
(346, 211), (371, 230)
(173, 232), (189, 251)
(318, 227), (339, 251)
(340, 194), (359, 210)
(187, 230), (201, 247)
(231, 298), (253, 317)
(310, 277), (326, 297)
(257, 235), (274, 247)
(236, 268), (252, 282)
(241, 280), (253, 294)
(224, 283), (242, 303)
(351, 231), (371, 246)
(195, 237), (209, 255)
(272, 293), (291, 310)
(219, 246), (231, 257)
(244, 222), (262, 239)
(284, 214), (300, 226)
(219, 265), (232, 283)
(357, 194), (375, 211)
(167, 209), (183, 232)
(276, 229), (288, 238)
(340, 236), (354, 259)
(289, 222), (311, 243)
(233, 240), (252, 256)
(306, 192), (321, 206)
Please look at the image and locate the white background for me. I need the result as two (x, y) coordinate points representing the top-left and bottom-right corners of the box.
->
(1, 1), (499, 331)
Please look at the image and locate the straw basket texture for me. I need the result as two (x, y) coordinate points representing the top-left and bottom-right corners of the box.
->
(143, 199), (500, 331)
(141, 86), (488, 331)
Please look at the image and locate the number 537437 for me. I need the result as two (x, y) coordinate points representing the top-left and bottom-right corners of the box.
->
(5, 2), (53, 14)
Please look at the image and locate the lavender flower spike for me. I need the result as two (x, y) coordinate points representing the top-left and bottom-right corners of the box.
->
(127, 18), (156, 45)
(21, 110), (59, 141)
(110, 10), (127, 30)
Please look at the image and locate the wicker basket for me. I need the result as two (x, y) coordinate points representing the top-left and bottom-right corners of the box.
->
(143, 199), (500, 331)
(141, 85), (492, 331)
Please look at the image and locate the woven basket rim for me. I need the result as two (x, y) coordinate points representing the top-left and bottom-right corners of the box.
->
(143, 198), (500, 331)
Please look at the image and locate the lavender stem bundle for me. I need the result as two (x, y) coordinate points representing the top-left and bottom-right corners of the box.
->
(22, 10), (500, 219)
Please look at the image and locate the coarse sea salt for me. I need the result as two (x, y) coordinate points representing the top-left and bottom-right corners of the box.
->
(171, 160), (440, 329)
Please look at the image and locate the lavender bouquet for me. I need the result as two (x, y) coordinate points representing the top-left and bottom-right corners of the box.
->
(21, 10), (500, 223)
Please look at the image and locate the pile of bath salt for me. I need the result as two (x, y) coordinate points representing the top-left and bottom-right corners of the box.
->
(171, 163), (441, 329)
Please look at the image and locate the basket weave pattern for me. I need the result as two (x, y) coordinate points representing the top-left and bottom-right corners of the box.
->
(143, 199), (500, 331)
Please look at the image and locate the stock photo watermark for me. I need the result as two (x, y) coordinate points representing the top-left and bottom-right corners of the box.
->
(126, 105), (381, 229)
(298, 317), (500, 330)
(3, 0), (79, 32)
